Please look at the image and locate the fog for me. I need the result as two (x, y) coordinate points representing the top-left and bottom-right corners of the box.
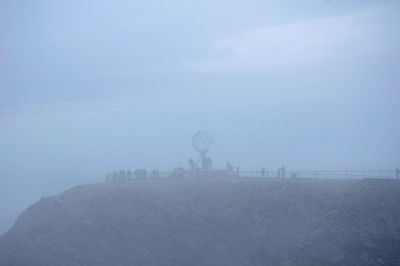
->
(1, 0), (399, 235)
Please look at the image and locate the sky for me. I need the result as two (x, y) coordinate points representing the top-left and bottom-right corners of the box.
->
(1, 0), (400, 234)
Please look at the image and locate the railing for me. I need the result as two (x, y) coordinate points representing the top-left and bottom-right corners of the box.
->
(238, 170), (398, 179)
(105, 169), (399, 182)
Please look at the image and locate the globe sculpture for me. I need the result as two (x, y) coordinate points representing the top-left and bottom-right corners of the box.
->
(192, 131), (213, 169)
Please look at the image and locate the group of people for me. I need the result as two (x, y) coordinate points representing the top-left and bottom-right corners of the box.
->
(106, 166), (400, 181)
(226, 162), (240, 176)
(276, 166), (286, 178)
(106, 168), (160, 181)
(188, 157), (213, 171)
(171, 167), (185, 178)
(264, 166), (293, 178)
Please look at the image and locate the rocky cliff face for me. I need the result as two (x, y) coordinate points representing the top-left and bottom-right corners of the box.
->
(0, 178), (398, 266)
(296, 179), (400, 265)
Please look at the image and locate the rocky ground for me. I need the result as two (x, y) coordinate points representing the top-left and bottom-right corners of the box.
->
(296, 178), (400, 265)
(0, 176), (399, 265)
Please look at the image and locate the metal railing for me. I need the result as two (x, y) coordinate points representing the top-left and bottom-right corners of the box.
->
(238, 170), (398, 179)
(105, 169), (399, 182)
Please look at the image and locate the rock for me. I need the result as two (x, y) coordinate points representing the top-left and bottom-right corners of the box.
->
(1, 178), (399, 265)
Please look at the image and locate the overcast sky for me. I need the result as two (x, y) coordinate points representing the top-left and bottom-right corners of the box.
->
(1, 0), (399, 234)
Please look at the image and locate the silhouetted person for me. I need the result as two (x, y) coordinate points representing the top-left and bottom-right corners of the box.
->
(277, 168), (281, 178)
(281, 166), (285, 178)
(226, 162), (231, 171)
(143, 169), (147, 179)
(261, 167), (266, 178)
(397, 168), (400, 179)
(127, 169), (132, 179)
(119, 169), (126, 180)
(189, 159), (195, 170)
(134, 169), (138, 179)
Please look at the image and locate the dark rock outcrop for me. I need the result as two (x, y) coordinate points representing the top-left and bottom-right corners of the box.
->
(296, 179), (400, 265)
(0, 178), (398, 265)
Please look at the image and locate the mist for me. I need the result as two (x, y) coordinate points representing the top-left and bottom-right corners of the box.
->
(1, 0), (399, 238)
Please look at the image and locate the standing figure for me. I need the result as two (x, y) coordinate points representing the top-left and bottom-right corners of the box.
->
(189, 159), (195, 171)
(261, 167), (266, 178)
(396, 168), (400, 179)
(236, 167), (240, 177)
(226, 162), (234, 172)
(143, 169), (147, 179)
(226, 162), (231, 171)
(139, 169), (143, 179)
(277, 168), (281, 178)
(119, 169), (126, 180)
